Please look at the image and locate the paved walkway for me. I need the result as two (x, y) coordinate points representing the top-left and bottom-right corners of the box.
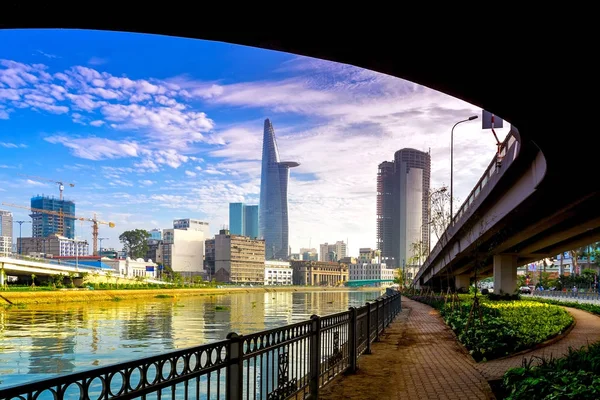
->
(320, 298), (600, 400)
(477, 306), (600, 379)
(320, 297), (494, 400)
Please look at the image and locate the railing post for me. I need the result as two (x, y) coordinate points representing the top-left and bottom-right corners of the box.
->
(308, 314), (321, 399)
(375, 299), (380, 342)
(365, 302), (372, 354)
(348, 307), (358, 373)
(382, 296), (387, 331)
(226, 332), (244, 400)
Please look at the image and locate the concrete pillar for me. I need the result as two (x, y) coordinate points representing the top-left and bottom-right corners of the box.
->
(455, 274), (470, 291)
(493, 254), (518, 294)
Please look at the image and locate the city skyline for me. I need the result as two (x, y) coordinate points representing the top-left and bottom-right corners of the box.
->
(0, 29), (512, 257)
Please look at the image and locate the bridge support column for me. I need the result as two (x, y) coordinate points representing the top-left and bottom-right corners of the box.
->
(493, 254), (518, 294)
(455, 274), (470, 291)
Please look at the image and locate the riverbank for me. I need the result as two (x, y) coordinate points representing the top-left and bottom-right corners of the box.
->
(0, 286), (370, 306)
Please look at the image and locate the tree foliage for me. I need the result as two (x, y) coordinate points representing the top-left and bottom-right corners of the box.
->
(119, 229), (151, 259)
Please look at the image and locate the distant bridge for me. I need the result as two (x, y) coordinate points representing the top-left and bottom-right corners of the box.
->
(346, 279), (395, 287)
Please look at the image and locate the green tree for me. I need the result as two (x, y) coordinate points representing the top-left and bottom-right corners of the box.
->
(119, 229), (151, 259)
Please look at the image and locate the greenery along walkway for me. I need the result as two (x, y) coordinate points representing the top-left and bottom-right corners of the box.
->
(409, 294), (574, 362)
(477, 306), (600, 380)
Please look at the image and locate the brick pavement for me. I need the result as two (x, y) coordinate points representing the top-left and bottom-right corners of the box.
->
(320, 297), (494, 400)
(477, 306), (600, 379)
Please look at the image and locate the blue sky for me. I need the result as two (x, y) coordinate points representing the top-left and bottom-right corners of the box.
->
(0, 29), (511, 256)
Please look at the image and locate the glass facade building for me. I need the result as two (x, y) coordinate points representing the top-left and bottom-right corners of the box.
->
(229, 203), (244, 235)
(229, 203), (259, 239)
(30, 196), (76, 239)
(244, 205), (259, 239)
(376, 149), (430, 268)
(259, 119), (299, 260)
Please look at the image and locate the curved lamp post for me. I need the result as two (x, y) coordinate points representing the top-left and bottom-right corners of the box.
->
(450, 115), (478, 222)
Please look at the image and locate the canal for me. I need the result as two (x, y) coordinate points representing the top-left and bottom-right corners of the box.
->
(0, 289), (382, 388)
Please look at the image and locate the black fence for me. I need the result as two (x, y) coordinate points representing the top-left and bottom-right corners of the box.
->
(0, 292), (402, 400)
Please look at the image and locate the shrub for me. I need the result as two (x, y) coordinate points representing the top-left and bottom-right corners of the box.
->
(503, 343), (600, 399)
(411, 295), (573, 362)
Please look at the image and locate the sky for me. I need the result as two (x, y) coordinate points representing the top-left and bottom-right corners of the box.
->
(0, 29), (512, 257)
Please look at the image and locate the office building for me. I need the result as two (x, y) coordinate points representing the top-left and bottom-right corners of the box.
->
(18, 234), (89, 257)
(204, 238), (215, 276)
(377, 148), (430, 267)
(214, 229), (266, 284)
(173, 219), (210, 238)
(162, 228), (205, 276)
(319, 241), (347, 262)
(264, 260), (293, 285)
(259, 118), (299, 260)
(30, 195), (76, 239)
(148, 228), (162, 241)
(0, 210), (13, 256)
(229, 203), (259, 238)
(290, 260), (349, 286)
(349, 262), (396, 287)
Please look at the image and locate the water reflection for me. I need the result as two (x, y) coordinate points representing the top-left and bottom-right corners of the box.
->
(0, 289), (380, 387)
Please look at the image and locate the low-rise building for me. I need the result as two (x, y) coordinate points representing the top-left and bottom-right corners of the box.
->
(290, 260), (349, 286)
(214, 229), (265, 284)
(349, 262), (396, 287)
(17, 234), (89, 257)
(104, 257), (158, 279)
(264, 260), (293, 285)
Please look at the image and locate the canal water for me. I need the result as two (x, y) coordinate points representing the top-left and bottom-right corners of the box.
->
(0, 289), (381, 388)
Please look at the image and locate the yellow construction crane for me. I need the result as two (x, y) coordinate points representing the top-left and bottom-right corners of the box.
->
(1, 202), (115, 256)
(18, 174), (75, 201)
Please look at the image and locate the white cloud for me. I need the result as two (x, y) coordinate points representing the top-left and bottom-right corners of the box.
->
(139, 179), (154, 186)
(44, 135), (140, 161)
(0, 142), (27, 148)
(185, 170), (196, 177)
(88, 57), (108, 66)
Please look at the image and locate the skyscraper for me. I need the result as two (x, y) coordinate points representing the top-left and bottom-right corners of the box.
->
(30, 196), (75, 239)
(259, 118), (299, 260)
(229, 203), (259, 238)
(244, 205), (259, 239)
(229, 203), (244, 235)
(376, 148), (431, 269)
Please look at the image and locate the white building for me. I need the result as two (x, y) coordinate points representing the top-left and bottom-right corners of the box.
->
(104, 257), (158, 279)
(18, 235), (89, 257)
(173, 219), (210, 238)
(162, 228), (205, 276)
(349, 262), (396, 287)
(0, 236), (11, 257)
(319, 241), (347, 262)
(264, 260), (293, 285)
(0, 210), (13, 256)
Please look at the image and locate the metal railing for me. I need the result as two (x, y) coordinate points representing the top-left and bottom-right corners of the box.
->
(0, 292), (402, 400)
(530, 290), (600, 302)
(419, 129), (520, 278)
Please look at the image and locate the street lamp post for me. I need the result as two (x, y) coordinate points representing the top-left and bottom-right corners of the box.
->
(450, 116), (478, 221)
(15, 220), (31, 255)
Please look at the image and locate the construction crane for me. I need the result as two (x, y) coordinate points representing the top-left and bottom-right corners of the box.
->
(18, 174), (75, 201)
(1, 202), (115, 256)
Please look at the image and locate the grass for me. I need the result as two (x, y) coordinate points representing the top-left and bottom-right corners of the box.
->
(215, 305), (230, 311)
(154, 294), (174, 299)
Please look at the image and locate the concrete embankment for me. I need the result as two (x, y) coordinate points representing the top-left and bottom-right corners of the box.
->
(0, 286), (360, 306)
